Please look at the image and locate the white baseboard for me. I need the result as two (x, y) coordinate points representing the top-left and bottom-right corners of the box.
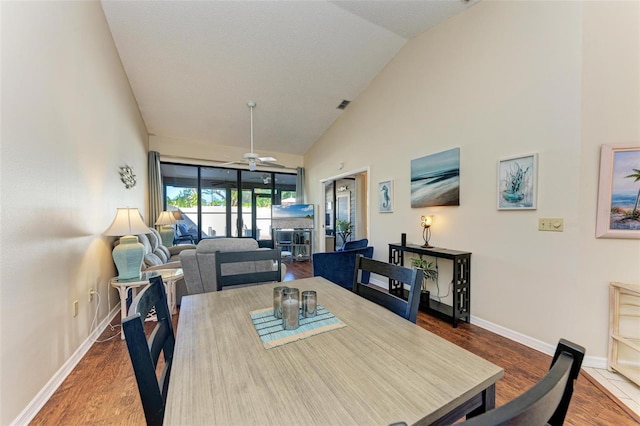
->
(370, 277), (606, 369)
(470, 315), (607, 369)
(11, 306), (120, 426)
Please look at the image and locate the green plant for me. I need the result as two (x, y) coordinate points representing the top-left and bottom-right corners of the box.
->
(410, 255), (438, 292)
(505, 162), (530, 194)
(336, 220), (351, 233)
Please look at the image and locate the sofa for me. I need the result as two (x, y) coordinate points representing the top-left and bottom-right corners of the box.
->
(180, 238), (286, 295)
(134, 227), (195, 303)
(312, 246), (374, 289)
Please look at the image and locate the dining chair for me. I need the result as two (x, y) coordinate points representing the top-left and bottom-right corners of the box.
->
(214, 248), (282, 291)
(459, 338), (585, 425)
(122, 275), (175, 426)
(352, 255), (422, 323)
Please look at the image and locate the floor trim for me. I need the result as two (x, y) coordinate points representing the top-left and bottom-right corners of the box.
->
(10, 306), (119, 426)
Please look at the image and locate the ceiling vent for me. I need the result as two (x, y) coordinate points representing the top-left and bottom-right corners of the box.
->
(337, 100), (351, 110)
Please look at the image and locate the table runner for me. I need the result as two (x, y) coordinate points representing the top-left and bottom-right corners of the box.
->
(250, 305), (346, 349)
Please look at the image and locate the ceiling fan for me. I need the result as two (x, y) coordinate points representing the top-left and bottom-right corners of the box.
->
(222, 102), (286, 171)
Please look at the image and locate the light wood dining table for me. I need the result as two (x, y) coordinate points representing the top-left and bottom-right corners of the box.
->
(164, 277), (504, 425)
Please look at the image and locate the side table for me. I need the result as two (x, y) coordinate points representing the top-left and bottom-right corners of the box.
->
(110, 268), (183, 339)
(388, 244), (471, 327)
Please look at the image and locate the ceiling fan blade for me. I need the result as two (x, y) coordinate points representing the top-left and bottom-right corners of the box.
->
(259, 161), (286, 168)
(220, 160), (243, 166)
(258, 156), (277, 162)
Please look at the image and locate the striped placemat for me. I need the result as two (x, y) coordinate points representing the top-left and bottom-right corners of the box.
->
(250, 305), (346, 349)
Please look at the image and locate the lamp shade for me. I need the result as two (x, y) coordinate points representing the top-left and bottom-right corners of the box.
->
(155, 211), (177, 226)
(103, 208), (150, 236)
(172, 210), (184, 221)
(421, 215), (433, 228)
(103, 208), (149, 280)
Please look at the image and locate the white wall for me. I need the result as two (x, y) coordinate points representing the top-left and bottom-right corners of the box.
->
(150, 134), (303, 170)
(304, 1), (640, 361)
(1, 1), (148, 423)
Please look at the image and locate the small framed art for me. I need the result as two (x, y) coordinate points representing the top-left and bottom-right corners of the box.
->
(379, 180), (393, 213)
(497, 154), (538, 210)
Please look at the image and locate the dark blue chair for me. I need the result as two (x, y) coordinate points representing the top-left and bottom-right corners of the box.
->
(353, 255), (422, 323)
(122, 276), (175, 426)
(337, 238), (368, 251)
(312, 246), (374, 289)
(459, 339), (585, 425)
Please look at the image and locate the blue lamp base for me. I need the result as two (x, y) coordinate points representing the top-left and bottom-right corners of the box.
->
(158, 225), (175, 247)
(112, 235), (144, 279)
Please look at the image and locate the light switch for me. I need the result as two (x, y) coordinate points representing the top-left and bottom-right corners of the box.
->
(538, 218), (564, 232)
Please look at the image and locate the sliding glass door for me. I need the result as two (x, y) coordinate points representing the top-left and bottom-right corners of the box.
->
(160, 162), (296, 244)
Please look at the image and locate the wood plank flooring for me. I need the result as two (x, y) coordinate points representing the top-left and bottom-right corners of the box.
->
(31, 261), (636, 425)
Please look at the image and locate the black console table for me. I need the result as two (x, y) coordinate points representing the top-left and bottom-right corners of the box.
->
(388, 244), (471, 327)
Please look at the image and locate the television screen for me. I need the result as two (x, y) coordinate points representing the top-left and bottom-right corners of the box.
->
(272, 204), (314, 229)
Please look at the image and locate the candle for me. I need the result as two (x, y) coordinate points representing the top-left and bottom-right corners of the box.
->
(273, 286), (289, 319)
(282, 298), (299, 330)
(302, 291), (317, 318)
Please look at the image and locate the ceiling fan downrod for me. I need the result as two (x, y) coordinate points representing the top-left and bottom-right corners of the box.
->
(248, 101), (256, 155)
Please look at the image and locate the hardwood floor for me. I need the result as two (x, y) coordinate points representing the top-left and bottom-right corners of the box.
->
(31, 261), (636, 425)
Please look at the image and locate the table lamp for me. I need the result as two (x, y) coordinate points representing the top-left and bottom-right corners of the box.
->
(103, 208), (150, 279)
(421, 215), (434, 248)
(155, 211), (177, 247)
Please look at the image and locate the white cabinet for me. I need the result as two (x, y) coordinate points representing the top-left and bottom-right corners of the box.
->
(608, 281), (640, 386)
(273, 229), (313, 262)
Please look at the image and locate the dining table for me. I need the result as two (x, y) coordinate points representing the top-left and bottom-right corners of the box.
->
(163, 276), (504, 425)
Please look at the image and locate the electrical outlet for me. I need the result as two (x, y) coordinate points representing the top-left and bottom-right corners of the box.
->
(73, 300), (79, 317)
(89, 288), (94, 302)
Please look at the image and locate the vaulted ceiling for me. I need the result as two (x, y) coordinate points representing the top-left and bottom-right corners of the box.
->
(101, 0), (476, 157)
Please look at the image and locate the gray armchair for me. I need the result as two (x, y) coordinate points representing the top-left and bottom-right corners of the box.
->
(180, 238), (286, 295)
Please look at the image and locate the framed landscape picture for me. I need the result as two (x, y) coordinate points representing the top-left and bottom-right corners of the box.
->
(497, 153), (538, 210)
(411, 148), (460, 208)
(596, 144), (640, 239)
(379, 180), (393, 213)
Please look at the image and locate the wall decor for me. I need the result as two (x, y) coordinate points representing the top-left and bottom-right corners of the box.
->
(411, 148), (460, 208)
(497, 154), (537, 210)
(596, 144), (640, 239)
(119, 165), (136, 189)
(379, 180), (393, 213)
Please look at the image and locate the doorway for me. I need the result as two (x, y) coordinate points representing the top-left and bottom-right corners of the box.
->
(322, 169), (368, 251)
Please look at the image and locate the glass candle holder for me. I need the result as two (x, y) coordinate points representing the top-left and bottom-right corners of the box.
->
(302, 291), (317, 318)
(281, 287), (300, 330)
(273, 286), (289, 319)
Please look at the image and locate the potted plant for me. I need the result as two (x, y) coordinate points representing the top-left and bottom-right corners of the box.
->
(336, 220), (352, 248)
(410, 254), (438, 311)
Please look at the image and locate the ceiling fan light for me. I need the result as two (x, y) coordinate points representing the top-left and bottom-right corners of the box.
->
(249, 160), (256, 171)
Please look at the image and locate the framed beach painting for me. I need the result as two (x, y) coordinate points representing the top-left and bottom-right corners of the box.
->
(596, 145), (640, 239)
(411, 148), (460, 208)
(497, 154), (538, 210)
(379, 180), (393, 213)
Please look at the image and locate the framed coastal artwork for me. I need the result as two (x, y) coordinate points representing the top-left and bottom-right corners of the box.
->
(411, 148), (460, 208)
(596, 145), (640, 239)
(379, 180), (393, 213)
(497, 154), (538, 210)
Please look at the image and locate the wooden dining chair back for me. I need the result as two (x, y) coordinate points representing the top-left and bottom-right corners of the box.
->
(353, 255), (422, 323)
(214, 248), (281, 291)
(122, 275), (175, 426)
(460, 338), (585, 426)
